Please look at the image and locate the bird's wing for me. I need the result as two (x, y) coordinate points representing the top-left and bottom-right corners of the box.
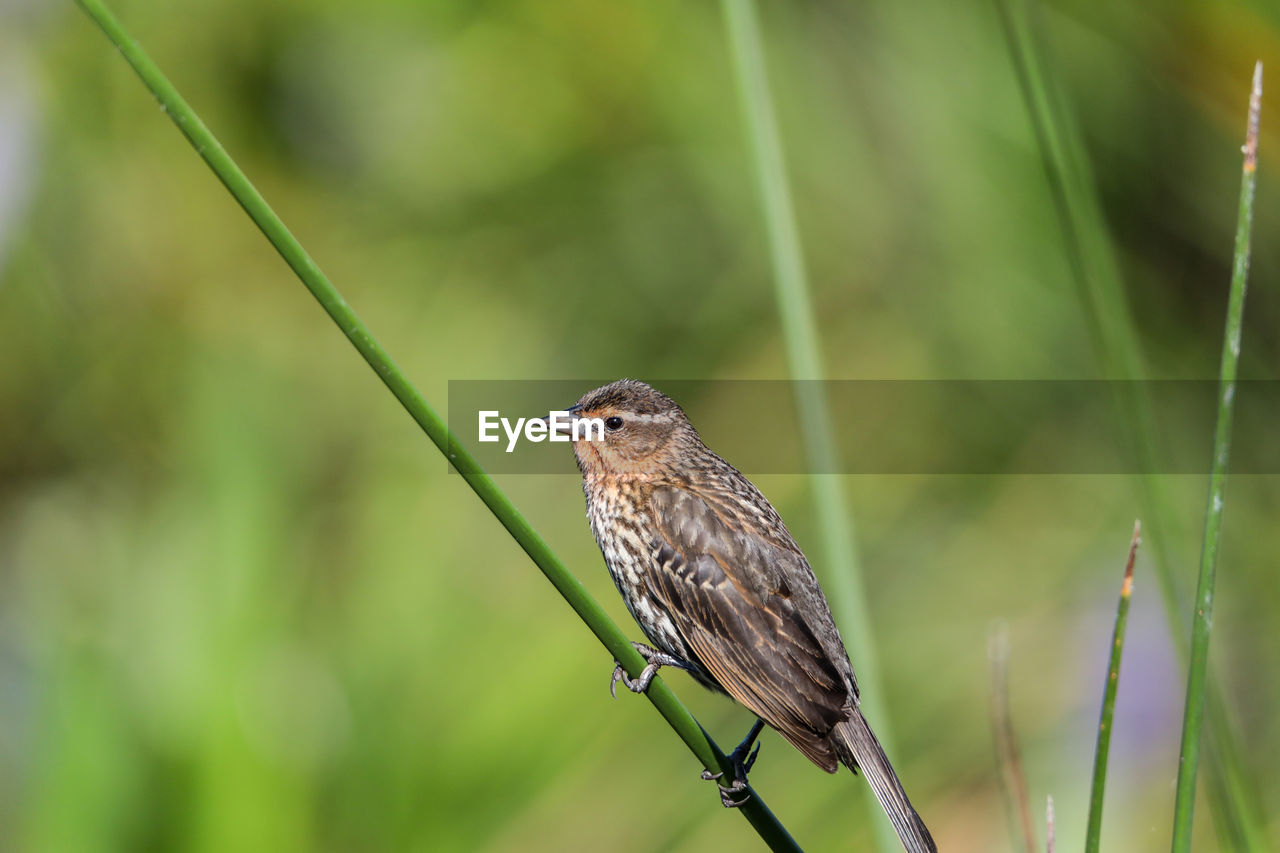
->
(647, 484), (849, 771)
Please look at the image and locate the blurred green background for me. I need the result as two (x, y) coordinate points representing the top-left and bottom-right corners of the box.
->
(2, 0), (1278, 850)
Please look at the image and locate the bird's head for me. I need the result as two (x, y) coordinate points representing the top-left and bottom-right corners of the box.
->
(552, 380), (698, 480)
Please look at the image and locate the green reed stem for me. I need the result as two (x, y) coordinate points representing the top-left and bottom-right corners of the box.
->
(993, 2), (1268, 848)
(1171, 62), (1262, 853)
(721, 3), (898, 850)
(71, 1), (802, 849)
(1085, 521), (1141, 853)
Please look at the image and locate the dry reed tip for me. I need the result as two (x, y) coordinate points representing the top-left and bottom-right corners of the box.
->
(1244, 61), (1262, 172)
(1121, 519), (1140, 598)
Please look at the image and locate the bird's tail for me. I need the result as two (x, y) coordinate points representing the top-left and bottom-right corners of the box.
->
(833, 709), (937, 853)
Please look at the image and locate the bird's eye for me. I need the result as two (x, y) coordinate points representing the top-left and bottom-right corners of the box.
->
(605, 416), (624, 431)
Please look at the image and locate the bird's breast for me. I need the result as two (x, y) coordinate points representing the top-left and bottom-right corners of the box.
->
(585, 482), (690, 663)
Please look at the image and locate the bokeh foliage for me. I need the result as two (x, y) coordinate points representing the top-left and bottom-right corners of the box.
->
(2, 0), (1278, 850)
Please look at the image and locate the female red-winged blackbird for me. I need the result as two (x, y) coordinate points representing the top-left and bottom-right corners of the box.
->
(554, 379), (936, 853)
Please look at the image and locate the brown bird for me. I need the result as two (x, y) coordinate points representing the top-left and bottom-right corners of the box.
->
(552, 379), (935, 853)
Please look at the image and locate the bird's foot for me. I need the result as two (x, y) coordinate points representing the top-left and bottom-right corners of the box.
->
(609, 643), (689, 698)
(700, 720), (765, 808)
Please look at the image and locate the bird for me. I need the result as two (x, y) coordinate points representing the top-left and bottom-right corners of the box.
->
(549, 379), (936, 853)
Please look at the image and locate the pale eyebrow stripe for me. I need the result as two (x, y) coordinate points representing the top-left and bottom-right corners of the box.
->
(604, 412), (661, 423)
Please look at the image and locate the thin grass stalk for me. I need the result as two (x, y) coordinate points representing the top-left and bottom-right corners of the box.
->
(71, 1), (804, 849)
(1084, 520), (1142, 853)
(1045, 795), (1055, 853)
(1171, 62), (1263, 853)
(992, 2), (1268, 848)
(988, 624), (1037, 853)
(720, 3), (899, 849)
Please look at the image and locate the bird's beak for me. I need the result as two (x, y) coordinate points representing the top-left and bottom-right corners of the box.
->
(534, 403), (585, 436)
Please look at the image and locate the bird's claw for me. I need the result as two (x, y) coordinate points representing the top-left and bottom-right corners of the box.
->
(608, 644), (687, 699)
(701, 772), (751, 808)
(719, 782), (751, 808)
(701, 739), (762, 808)
(609, 661), (658, 698)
